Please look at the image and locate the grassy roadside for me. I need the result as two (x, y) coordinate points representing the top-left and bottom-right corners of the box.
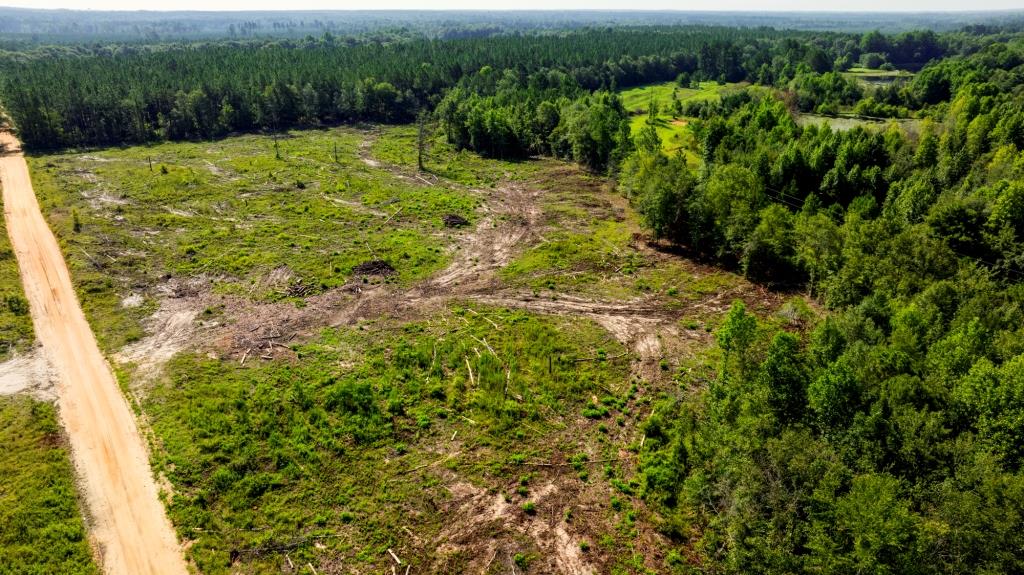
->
(0, 397), (98, 575)
(0, 146), (34, 360)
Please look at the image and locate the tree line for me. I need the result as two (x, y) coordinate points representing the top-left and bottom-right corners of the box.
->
(0, 26), (966, 150)
(628, 39), (1024, 574)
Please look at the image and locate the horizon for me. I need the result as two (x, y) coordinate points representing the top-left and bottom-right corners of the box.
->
(3, 3), (1023, 13)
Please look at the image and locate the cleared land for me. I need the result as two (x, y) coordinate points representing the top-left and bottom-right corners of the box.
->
(794, 113), (921, 133)
(0, 132), (188, 575)
(26, 125), (801, 574)
(842, 66), (914, 86)
(619, 81), (741, 162)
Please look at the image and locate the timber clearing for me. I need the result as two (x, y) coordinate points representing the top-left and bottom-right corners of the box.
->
(3, 14), (1024, 575)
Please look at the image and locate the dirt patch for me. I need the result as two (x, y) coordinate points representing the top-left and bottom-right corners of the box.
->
(322, 193), (388, 217)
(81, 188), (129, 210)
(79, 154), (114, 163)
(422, 181), (543, 294)
(121, 293), (144, 308)
(353, 260), (396, 276)
(442, 214), (470, 228)
(203, 160), (236, 179)
(433, 479), (595, 575)
(0, 349), (57, 400)
(358, 133), (382, 168)
(114, 296), (207, 389)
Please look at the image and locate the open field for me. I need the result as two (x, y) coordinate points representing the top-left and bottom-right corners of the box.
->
(28, 129), (478, 350)
(842, 66), (914, 86)
(618, 81), (732, 112)
(618, 81), (742, 162)
(795, 112), (922, 133)
(26, 124), (796, 574)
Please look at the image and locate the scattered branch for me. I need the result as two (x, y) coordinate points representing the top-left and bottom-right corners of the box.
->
(382, 206), (404, 226)
(465, 356), (475, 387)
(518, 457), (624, 467)
(387, 548), (402, 565)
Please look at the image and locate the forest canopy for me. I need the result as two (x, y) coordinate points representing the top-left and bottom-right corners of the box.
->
(0, 25), (987, 150)
(621, 39), (1024, 575)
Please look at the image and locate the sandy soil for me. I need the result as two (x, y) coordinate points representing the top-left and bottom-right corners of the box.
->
(0, 132), (188, 575)
(115, 296), (205, 387)
(438, 479), (595, 575)
(0, 348), (57, 400)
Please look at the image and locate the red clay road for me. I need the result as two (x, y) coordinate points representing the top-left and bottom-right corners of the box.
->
(0, 131), (188, 575)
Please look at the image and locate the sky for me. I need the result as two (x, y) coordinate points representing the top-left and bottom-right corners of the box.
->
(3, 0), (1024, 11)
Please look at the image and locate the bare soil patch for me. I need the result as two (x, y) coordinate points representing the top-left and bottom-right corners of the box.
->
(352, 259), (397, 276)
(433, 478), (597, 575)
(0, 348), (57, 400)
(115, 296), (207, 388)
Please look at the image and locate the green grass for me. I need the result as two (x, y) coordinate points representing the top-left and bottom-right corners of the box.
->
(371, 125), (546, 188)
(28, 127), (478, 350)
(795, 113), (921, 132)
(618, 81), (729, 112)
(0, 185), (34, 360)
(618, 81), (737, 162)
(842, 67), (914, 88)
(501, 219), (641, 296)
(843, 67), (913, 77)
(0, 397), (97, 575)
(627, 115), (699, 163)
(145, 305), (630, 574)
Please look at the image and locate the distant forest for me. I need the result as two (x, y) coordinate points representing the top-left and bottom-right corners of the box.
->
(0, 25), (1008, 151)
(0, 8), (1022, 44)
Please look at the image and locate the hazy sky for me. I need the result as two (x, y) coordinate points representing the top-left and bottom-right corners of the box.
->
(4, 0), (1024, 11)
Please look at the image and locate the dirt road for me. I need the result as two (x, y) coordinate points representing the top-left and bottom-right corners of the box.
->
(0, 132), (188, 575)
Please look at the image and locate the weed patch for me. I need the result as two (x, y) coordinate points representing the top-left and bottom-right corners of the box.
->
(28, 128), (476, 350)
(146, 305), (627, 573)
(0, 397), (97, 575)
